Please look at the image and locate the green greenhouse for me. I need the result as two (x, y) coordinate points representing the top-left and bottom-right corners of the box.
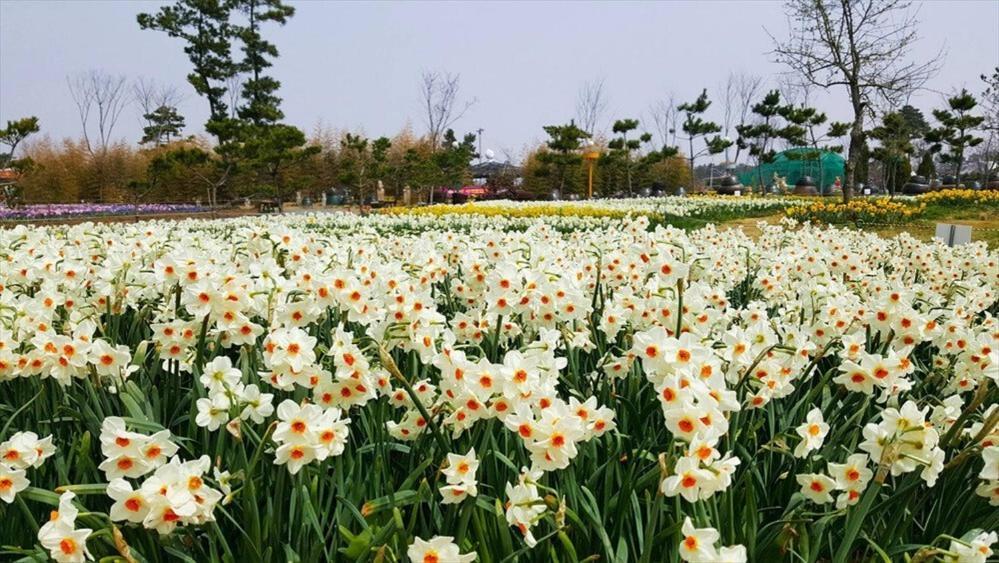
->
(737, 148), (845, 190)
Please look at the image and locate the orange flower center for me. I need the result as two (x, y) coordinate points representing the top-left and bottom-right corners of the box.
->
(59, 538), (77, 555)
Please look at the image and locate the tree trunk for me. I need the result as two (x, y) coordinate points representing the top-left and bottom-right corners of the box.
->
(955, 132), (964, 186)
(688, 137), (696, 185)
(844, 106), (864, 203)
(626, 156), (633, 196)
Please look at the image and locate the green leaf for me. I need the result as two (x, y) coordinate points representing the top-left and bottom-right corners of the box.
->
(361, 489), (423, 518)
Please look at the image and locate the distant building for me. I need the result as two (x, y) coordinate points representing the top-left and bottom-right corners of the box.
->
(469, 161), (522, 187)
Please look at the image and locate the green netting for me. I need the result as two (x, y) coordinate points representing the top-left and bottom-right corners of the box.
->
(737, 148), (845, 189)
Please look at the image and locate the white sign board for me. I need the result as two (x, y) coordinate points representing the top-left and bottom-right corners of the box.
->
(733, 190), (741, 197)
(862, 188), (871, 195)
(934, 223), (972, 247)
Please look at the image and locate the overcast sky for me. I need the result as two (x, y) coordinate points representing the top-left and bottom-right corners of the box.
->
(1, 0), (997, 160)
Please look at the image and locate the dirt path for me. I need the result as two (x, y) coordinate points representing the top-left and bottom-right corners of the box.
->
(716, 215), (783, 238)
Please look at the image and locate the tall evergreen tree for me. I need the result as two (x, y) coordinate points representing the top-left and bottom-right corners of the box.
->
(736, 90), (784, 190)
(140, 105), (186, 146)
(433, 129), (477, 193)
(0, 116), (40, 207)
(925, 89), (985, 184)
(537, 121), (589, 197)
(138, 0), (241, 208)
(677, 89), (731, 182)
(898, 105), (930, 137)
(916, 151), (936, 179)
(608, 119), (649, 195)
(870, 112), (917, 194)
(231, 0), (314, 209)
(234, 0), (294, 126)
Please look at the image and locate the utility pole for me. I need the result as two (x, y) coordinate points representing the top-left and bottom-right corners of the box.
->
(476, 128), (484, 163)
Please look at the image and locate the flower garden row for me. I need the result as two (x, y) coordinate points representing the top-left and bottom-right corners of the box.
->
(387, 189), (999, 227)
(0, 203), (206, 222)
(0, 210), (996, 562)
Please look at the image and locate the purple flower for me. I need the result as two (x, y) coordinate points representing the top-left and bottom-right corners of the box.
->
(0, 203), (205, 221)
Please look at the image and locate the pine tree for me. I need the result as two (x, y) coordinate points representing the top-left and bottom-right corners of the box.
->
(433, 129), (477, 193)
(678, 89), (731, 183)
(870, 112), (916, 194)
(140, 105), (186, 146)
(230, 0), (314, 210)
(916, 152), (936, 179)
(925, 89), (985, 185)
(138, 0), (241, 208)
(537, 121), (589, 197)
(0, 116), (40, 207)
(736, 90), (784, 190)
(608, 119), (647, 195)
(234, 0), (294, 126)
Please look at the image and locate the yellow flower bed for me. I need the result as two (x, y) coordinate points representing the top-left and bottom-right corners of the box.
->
(382, 202), (632, 220)
(918, 188), (999, 207)
(785, 197), (925, 225)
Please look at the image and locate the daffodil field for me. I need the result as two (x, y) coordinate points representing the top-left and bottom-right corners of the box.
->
(1, 206), (997, 563)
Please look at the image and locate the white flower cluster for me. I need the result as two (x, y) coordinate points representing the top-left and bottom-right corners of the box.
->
(632, 329), (741, 503)
(272, 399), (351, 474)
(678, 517), (746, 562)
(99, 417), (179, 480)
(439, 448), (479, 504)
(947, 531), (996, 563)
(195, 356), (274, 431)
(796, 453), (873, 508)
(1, 322), (134, 387)
(0, 431), (55, 503)
(38, 492), (93, 563)
(504, 467), (547, 547)
(859, 401), (945, 486)
(1, 206), (997, 557)
(408, 535), (476, 563)
(99, 417), (222, 534)
(394, 330), (615, 482)
(105, 456), (223, 535)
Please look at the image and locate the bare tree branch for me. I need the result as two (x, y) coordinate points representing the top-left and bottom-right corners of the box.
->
(770, 0), (941, 201)
(68, 70), (129, 156)
(731, 73), (764, 165)
(133, 76), (184, 116)
(133, 76), (184, 143)
(576, 78), (608, 137)
(67, 70), (129, 202)
(226, 74), (245, 119)
(649, 93), (679, 151)
(420, 70), (476, 151)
